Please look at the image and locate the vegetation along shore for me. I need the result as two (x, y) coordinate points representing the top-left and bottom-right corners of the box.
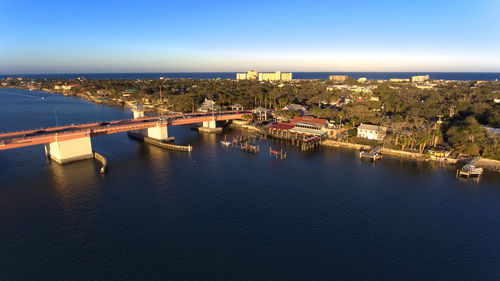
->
(2, 74), (499, 171)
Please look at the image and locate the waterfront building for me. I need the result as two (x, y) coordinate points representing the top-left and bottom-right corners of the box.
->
(269, 116), (329, 137)
(329, 75), (348, 83)
(411, 74), (430, 83)
(253, 106), (271, 121)
(198, 98), (218, 112)
(358, 77), (368, 83)
(289, 116), (328, 136)
(357, 124), (387, 141)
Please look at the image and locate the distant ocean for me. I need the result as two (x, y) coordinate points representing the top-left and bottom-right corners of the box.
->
(1, 72), (499, 81)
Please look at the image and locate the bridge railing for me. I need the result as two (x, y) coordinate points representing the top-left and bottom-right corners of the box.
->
(1, 110), (251, 135)
(1, 111), (251, 144)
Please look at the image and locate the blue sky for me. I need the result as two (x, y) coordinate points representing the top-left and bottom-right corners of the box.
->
(0, 0), (499, 73)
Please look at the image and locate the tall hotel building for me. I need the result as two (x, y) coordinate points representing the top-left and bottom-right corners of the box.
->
(237, 70), (292, 82)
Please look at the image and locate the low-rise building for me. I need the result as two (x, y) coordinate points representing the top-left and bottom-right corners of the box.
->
(358, 77), (368, 83)
(283, 104), (307, 114)
(412, 74), (430, 83)
(269, 116), (329, 137)
(329, 75), (348, 83)
(289, 116), (328, 136)
(414, 83), (436, 89)
(326, 84), (377, 93)
(230, 104), (244, 111)
(357, 124), (387, 141)
(198, 98), (218, 112)
(253, 106), (271, 121)
(389, 78), (410, 83)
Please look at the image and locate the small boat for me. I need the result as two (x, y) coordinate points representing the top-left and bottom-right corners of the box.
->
(221, 135), (231, 146)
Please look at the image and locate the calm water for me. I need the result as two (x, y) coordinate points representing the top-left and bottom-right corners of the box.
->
(1, 72), (500, 81)
(1, 88), (500, 280)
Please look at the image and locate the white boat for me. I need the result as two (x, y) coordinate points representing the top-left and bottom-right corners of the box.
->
(221, 135), (231, 146)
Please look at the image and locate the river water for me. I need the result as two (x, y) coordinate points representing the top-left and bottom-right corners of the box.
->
(1, 88), (499, 280)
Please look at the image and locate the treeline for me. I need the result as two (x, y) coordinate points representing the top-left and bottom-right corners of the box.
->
(5, 77), (500, 159)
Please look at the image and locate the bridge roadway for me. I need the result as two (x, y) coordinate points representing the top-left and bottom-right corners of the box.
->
(0, 110), (250, 150)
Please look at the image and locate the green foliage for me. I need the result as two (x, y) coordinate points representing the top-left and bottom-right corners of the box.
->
(446, 116), (490, 156)
(274, 110), (301, 121)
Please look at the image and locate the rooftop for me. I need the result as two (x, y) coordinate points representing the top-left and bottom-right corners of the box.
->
(358, 123), (387, 131)
(291, 116), (327, 126)
(270, 122), (294, 131)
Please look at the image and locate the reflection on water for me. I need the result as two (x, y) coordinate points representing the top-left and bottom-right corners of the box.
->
(1, 88), (500, 280)
(47, 159), (100, 210)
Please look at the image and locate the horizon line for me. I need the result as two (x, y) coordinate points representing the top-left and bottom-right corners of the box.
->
(2, 71), (500, 76)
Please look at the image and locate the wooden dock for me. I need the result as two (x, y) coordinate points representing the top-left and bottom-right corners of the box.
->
(270, 146), (287, 159)
(127, 131), (192, 152)
(240, 142), (259, 153)
(457, 157), (483, 179)
(360, 145), (382, 161)
(301, 135), (322, 151)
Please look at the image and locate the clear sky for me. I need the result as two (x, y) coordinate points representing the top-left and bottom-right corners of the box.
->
(0, 0), (499, 74)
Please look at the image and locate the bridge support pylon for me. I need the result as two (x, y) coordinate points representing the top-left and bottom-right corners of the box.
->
(144, 122), (170, 140)
(134, 122), (173, 142)
(44, 134), (94, 164)
(199, 119), (222, 133)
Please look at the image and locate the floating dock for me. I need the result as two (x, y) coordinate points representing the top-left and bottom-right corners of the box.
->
(127, 131), (192, 152)
(457, 157), (483, 179)
(360, 145), (383, 161)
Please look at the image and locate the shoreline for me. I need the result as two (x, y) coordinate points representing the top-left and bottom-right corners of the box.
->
(321, 139), (500, 172)
(3, 86), (500, 173)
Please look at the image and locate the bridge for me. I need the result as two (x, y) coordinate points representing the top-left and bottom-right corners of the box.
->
(0, 110), (250, 163)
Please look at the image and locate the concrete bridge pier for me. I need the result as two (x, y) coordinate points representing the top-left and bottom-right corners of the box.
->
(199, 119), (222, 133)
(44, 134), (94, 164)
(144, 122), (170, 140)
(135, 122), (174, 142)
